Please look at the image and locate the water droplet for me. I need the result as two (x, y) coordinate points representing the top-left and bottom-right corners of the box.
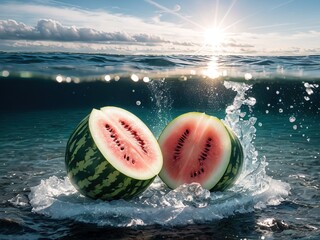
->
(266, 87), (269, 90)
(306, 88), (314, 95)
(1, 70), (9, 77)
(276, 91), (280, 95)
(136, 100), (141, 106)
(279, 108), (283, 113)
(265, 110), (269, 114)
(258, 122), (262, 127)
(56, 75), (63, 83)
(244, 73), (252, 80)
(131, 74), (139, 82)
(289, 116), (296, 123)
(293, 125), (297, 130)
(143, 77), (150, 82)
(104, 75), (111, 82)
(304, 96), (310, 101)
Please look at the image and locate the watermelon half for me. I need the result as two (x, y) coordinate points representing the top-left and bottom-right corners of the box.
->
(65, 106), (163, 200)
(158, 112), (243, 191)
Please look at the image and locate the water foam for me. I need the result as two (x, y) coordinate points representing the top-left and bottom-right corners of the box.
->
(28, 81), (290, 227)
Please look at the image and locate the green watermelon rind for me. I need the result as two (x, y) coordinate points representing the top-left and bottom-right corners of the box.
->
(210, 124), (244, 191)
(65, 109), (158, 201)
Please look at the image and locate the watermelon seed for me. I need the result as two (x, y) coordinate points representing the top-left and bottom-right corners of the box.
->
(124, 154), (126, 159)
(127, 156), (130, 161)
(120, 147), (124, 151)
(201, 168), (204, 173)
(105, 124), (110, 128)
(132, 160), (135, 164)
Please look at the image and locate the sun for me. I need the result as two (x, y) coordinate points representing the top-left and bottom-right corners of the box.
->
(203, 27), (226, 48)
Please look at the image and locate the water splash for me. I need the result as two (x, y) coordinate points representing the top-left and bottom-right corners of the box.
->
(27, 80), (290, 227)
(147, 78), (173, 136)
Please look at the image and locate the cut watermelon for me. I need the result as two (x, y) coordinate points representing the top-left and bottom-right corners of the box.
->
(158, 112), (243, 191)
(65, 106), (163, 200)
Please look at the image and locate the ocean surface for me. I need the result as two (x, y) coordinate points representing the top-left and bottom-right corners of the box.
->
(0, 52), (319, 239)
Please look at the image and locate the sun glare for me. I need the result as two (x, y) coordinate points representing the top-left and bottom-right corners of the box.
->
(203, 27), (226, 48)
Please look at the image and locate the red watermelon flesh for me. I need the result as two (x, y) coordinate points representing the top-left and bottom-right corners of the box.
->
(158, 112), (243, 191)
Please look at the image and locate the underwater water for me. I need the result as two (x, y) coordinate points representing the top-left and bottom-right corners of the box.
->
(0, 52), (319, 239)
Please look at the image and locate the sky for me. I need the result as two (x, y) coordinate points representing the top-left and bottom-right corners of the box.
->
(0, 0), (319, 55)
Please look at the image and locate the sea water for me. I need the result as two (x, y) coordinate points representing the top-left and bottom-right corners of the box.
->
(0, 53), (319, 239)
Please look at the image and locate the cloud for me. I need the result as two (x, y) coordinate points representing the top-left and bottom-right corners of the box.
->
(0, 19), (174, 43)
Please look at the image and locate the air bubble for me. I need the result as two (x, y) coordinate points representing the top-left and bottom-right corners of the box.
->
(136, 100), (141, 106)
(276, 91), (280, 95)
(293, 125), (297, 130)
(279, 108), (283, 113)
(289, 116), (296, 123)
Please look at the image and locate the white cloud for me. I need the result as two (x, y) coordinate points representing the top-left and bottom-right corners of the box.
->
(0, 2), (197, 43)
(0, 19), (180, 44)
(0, 2), (319, 55)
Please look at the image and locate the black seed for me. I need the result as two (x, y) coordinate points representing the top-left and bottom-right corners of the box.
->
(120, 147), (124, 151)
(186, 129), (189, 134)
(206, 144), (211, 148)
(201, 168), (204, 172)
(127, 156), (130, 161)
(208, 138), (212, 141)
(194, 171), (197, 176)
(124, 154), (126, 159)
(132, 160), (135, 164)
(198, 170), (201, 175)
(105, 124), (110, 128)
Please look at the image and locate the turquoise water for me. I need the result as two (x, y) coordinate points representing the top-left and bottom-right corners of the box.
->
(0, 53), (319, 239)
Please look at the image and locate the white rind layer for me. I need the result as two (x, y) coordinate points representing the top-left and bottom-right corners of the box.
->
(89, 107), (163, 180)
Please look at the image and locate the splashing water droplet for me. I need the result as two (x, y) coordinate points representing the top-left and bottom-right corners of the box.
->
(304, 96), (310, 101)
(279, 108), (283, 113)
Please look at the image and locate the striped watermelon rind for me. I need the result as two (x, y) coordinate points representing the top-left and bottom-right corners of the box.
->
(210, 124), (244, 191)
(65, 108), (161, 200)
